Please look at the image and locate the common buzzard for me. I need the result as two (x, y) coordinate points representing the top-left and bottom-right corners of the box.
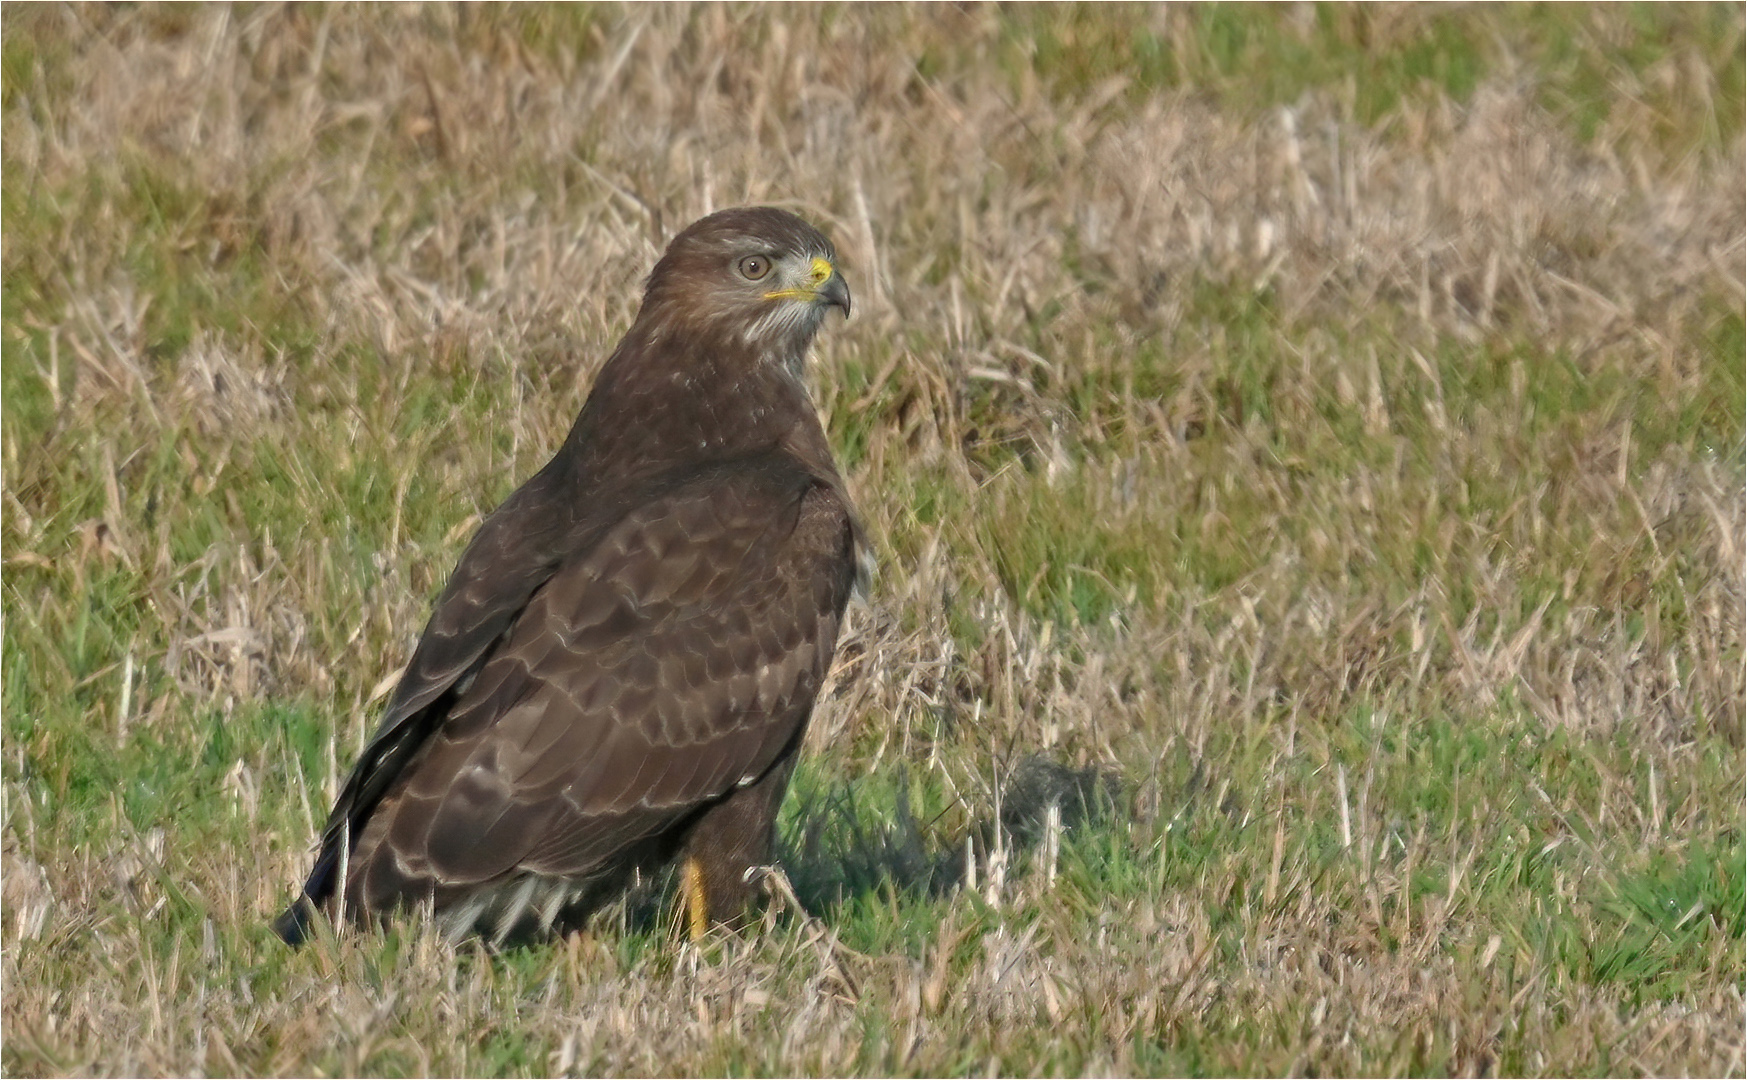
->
(275, 207), (859, 946)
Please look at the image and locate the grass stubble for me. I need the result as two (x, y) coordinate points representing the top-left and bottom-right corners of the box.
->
(2, 4), (1742, 1076)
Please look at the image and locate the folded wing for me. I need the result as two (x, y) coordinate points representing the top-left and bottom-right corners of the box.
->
(339, 454), (856, 928)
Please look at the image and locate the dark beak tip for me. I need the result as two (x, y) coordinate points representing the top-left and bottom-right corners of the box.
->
(823, 274), (852, 319)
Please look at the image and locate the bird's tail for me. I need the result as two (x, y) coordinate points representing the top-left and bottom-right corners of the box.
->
(272, 837), (343, 946)
(272, 896), (317, 946)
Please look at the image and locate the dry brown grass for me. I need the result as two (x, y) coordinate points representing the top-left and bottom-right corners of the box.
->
(3, 4), (1743, 1076)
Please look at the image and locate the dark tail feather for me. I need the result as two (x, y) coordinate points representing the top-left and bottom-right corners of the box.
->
(272, 896), (317, 946)
(274, 841), (342, 947)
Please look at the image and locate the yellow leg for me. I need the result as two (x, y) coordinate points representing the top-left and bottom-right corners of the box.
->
(682, 856), (710, 943)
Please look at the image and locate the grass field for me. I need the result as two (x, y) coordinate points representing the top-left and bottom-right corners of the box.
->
(3, 4), (1743, 1076)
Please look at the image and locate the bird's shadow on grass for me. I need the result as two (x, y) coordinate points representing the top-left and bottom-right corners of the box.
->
(777, 754), (1122, 917)
(566, 754), (1122, 946)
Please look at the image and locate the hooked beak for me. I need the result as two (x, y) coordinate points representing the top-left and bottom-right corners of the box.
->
(818, 269), (851, 319)
(765, 256), (852, 319)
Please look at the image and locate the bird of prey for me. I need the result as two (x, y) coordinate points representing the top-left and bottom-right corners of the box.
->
(275, 207), (859, 946)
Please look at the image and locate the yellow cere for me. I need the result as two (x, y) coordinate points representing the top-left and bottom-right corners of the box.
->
(764, 256), (836, 302)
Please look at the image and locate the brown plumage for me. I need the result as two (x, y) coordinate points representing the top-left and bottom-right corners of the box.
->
(275, 207), (858, 946)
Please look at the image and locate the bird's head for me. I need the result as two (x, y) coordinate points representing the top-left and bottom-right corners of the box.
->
(636, 207), (851, 372)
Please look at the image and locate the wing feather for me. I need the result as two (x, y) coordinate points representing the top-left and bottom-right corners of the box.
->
(345, 455), (855, 917)
(294, 458), (583, 906)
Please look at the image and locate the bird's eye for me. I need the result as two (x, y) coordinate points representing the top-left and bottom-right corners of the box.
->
(737, 255), (771, 281)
